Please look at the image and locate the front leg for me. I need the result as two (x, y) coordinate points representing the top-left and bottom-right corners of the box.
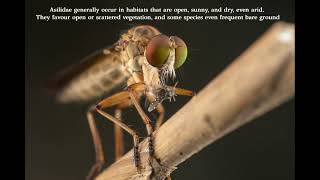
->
(127, 84), (155, 159)
(174, 87), (195, 97)
(155, 103), (165, 130)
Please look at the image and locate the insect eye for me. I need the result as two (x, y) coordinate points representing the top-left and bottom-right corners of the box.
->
(146, 35), (171, 68)
(171, 36), (188, 69)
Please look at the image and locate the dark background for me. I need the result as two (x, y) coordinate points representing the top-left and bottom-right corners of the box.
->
(26, 0), (294, 179)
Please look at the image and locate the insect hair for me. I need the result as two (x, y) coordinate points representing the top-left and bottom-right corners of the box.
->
(159, 49), (176, 85)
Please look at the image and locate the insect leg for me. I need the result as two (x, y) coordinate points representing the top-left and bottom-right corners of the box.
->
(86, 107), (105, 180)
(174, 87), (195, 97)
(155, 103), (165, 130)
(153, 104), (172, 180)
(114, 108), (124, 161)
(127, 85), (155, 161)
(96, 106), (140, 172)
(86, 90), (144, 180)
(95, 106), (141, 172)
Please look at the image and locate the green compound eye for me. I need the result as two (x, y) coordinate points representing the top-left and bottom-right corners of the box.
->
(146, 35), (171, 68)
(171, 36), (188, 69)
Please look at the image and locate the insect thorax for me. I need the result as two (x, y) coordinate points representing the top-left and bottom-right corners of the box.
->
(117, 25), (178, 109)
(117, 26), (163, 89)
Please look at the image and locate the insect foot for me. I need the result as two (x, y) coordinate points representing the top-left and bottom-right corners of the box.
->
(130, 135), (175, 180)
(148, 86), (177, 112)
(148, 156), (177, 180)
(146, 135), (176, 180)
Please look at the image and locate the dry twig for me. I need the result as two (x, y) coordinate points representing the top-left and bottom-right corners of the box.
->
(96, 21), (295, 180)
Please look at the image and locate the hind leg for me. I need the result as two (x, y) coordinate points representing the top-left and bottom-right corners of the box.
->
(113, 98), (136, 161)
(86, 91), (141, 180)
(86, 108), (105, 180)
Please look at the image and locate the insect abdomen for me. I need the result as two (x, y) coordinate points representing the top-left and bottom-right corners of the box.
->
(57, 55), (129, 103)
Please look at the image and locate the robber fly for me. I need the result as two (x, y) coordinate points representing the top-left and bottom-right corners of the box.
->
(47, 25), (194, 180)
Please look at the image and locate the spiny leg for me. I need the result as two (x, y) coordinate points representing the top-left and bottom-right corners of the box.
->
(86, 89), (144, 180)
(95, 107), (140, 172)
(114, 99), (135, 161)
(146, 95), (171, 179)
(94, 83), (147, 169)
(86, 107), (105, 180)
(114, 108), (124, 161)
(126, 85), (193, 180)
(127, 85), (155, 160)
(146, 94), (165, 130)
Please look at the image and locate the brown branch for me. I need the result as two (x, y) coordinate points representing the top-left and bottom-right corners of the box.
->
(96, 21), (295, 180)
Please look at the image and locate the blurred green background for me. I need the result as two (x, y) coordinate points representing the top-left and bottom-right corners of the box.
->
(26, 0), (294, 179)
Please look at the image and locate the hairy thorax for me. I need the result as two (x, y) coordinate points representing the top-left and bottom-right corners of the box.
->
(120, 36), (162, 95)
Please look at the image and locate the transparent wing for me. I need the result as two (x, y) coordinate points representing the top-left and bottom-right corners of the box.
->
(46, 25), (162, 104)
